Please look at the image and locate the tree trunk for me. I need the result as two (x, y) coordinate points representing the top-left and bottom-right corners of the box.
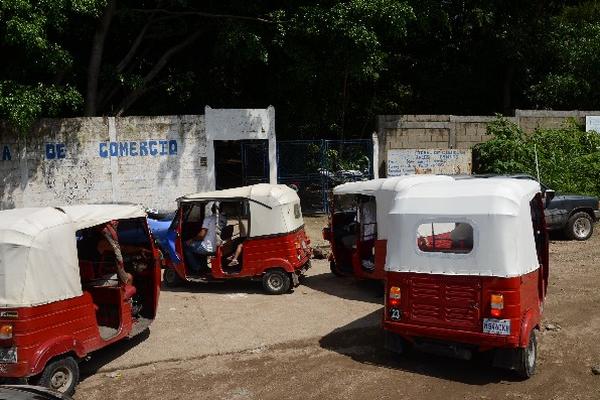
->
(115, 30), (203, 116)
(502, 64), (515, 115)
(85, 0), (116, 116)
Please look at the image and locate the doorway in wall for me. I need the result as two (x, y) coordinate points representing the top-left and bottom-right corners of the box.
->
(214, 140), (269, 190)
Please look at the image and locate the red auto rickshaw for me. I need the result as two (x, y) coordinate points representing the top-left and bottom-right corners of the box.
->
(162, 184), (311, 294)
(0, 205), (161, 394)
(323, 176), (454, 280)
(383, 178), (549, 378)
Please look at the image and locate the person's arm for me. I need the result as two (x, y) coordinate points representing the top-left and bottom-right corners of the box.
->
(101, 228), (131, 284)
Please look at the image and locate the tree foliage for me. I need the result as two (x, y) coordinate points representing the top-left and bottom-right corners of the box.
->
(0, 1), (599, 137)
(474, 117), (600, 197)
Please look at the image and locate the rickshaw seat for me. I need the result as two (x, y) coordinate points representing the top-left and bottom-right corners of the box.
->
(123, 284), (137, 300)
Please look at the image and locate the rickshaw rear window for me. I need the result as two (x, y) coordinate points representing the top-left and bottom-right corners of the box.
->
(417, 222), (473, 254)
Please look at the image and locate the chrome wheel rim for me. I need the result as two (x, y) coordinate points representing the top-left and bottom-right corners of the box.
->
(50, 367), (73, 393)
(268, 275), (283, 290)
(574, 217), (591, 239)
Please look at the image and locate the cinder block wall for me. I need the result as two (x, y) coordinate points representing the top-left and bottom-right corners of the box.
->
(0, 115), (208, 210)
(376, 110), (600, 176)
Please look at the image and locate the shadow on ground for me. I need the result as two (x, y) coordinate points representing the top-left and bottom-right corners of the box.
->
(301, 272), (384, 304)
(160, 270), (384, 302)
(79, 329), (151, 381)
(319, 309), (521, 385)
(160, 278), (267, 295)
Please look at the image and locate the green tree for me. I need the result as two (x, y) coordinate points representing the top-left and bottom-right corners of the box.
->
(528, 2), (600, 109)
(475, 117), (600, 197)
(0, 0), (103, 132)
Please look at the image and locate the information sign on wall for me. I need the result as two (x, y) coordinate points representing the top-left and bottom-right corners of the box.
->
(387, 149), (472, 176)
(586, 116), (600, 133)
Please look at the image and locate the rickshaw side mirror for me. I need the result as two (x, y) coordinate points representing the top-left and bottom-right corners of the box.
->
(544, 189), (556, 207)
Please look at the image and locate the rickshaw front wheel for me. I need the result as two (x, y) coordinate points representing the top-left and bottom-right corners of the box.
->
(262, 269), (291, 295)
(36, 356), (79, 395)
(163, 268), (182, 287)
(515, 330), (537, 379)
(329, 261), (343, 277)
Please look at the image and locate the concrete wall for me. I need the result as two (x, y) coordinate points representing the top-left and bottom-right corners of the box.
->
(205, 106), (277, 187)
(0, 115), (208, 211)
(376, 109), (600, 176)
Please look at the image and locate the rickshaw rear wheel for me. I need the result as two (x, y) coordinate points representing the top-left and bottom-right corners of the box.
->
(36, 356), (79, 395)
(163, 268), (182, 287)
(262, 269), (291, 295)
(515, 330), (537, 379)
(329, 261), (343, 277)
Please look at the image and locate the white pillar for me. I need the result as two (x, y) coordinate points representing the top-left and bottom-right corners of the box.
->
(372, 131), (379, 179)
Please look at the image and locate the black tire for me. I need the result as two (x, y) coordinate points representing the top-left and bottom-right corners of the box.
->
(565, 211), (594, 241)
(163, 268), (182, 287)
(262, 269), (291, 295)
(329, 260), (343, 277)
(514, 330), (537, 379)
(36, 356), (79, 395)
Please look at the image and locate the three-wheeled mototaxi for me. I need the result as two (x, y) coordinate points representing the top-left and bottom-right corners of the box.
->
(0, 205), (161, 394)
(383, 178), (549, 378)
(323, 175), (454, 280)
(162, 184), (311, 294)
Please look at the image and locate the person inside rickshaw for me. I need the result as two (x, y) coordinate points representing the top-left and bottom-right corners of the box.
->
(76, 219), (155, 339)
(357, 196), (377, 271)
(184, 202), (246, 274)
(332, 195), (359, 249)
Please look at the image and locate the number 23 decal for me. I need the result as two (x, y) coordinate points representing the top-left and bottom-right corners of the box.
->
(389, 308), (401, 321)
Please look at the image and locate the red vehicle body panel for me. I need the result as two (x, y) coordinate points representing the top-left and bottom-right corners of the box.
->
(0, 220), (161, 381)
(172, 225), (311, 281)
(383, 269), (543, 351)
(0, 287), (142, 378)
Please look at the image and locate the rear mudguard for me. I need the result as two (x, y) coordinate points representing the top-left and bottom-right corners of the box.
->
(519, 309), (540, 347)
(31, 335), (87, 375)
(257, 258), (294, 274)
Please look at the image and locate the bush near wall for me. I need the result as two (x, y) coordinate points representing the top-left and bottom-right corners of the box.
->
(474, 117), (600, 197)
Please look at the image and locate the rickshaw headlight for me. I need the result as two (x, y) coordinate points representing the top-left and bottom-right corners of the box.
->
(490, 294), (504, 317)
(0, 325), (12, 340)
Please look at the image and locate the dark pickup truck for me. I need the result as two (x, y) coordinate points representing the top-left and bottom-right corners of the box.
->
(496, 174), (600, 240)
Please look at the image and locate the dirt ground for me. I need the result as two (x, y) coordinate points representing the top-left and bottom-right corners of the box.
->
(75, 216), (600, 399)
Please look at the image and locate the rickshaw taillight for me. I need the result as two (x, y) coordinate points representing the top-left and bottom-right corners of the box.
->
(389, 286), (401, 306)
(0, 324), (12, 340)
(490, 294), (504, 317)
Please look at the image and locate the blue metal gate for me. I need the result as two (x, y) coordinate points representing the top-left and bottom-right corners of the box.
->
(277, 139), (373, 212)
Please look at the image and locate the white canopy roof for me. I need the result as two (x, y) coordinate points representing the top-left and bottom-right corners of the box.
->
(0, 205), (147, 307)
(180, 184), (298, 208)
(385, 178), (542, 277)
(180, 184), (303, 237)
(333, 175), (455, 240)
(0, 207), (80, 307)
(59, 204), (146, 230)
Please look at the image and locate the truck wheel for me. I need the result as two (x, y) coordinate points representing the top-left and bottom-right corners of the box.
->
(163, 268), (182, 287)
(36, 356), (79, 395)
(329, 260), (343, 277)
(262, 269), (291, 295)
(565, 211), (593, 241)
(515, 330), (537, 379)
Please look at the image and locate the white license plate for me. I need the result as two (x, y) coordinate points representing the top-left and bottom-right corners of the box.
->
(483, 318), (511, 336)
(0, 347), (17, 363)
